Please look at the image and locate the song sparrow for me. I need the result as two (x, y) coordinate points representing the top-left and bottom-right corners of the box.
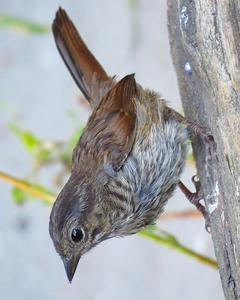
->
(49, 7), (213, 282)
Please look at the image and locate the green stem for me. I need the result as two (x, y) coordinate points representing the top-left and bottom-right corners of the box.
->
(139, 229), (218, 269)
(0, 15), (49, 34)
(0, 171), (55, 204)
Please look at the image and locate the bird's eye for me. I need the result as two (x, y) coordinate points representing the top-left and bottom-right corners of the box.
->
(71, 228), (84, 243)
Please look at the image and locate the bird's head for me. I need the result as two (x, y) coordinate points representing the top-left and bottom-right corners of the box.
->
(49, 172), (112, 282)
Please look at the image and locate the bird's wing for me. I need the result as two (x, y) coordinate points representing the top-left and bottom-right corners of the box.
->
(52, 7), (113, 108)
(77, 74), (138, 172)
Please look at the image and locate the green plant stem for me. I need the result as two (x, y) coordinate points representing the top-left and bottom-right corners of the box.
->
(0, 170), (218, 269)
(0, 15), (49, 34)
(0, 171), (55, 204)
(139, 230), (218, 269)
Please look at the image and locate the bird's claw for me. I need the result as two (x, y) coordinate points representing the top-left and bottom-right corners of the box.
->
(179, 177), (211, 233)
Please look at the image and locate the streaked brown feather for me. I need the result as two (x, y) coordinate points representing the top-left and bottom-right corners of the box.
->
(74, 74), (138, 172)
(52, 7), (112, 107)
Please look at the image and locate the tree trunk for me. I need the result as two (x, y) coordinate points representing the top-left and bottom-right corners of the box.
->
(167, 0), (240, 299)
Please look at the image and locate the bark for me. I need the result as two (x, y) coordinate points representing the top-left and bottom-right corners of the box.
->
(167, 0), (240, 299)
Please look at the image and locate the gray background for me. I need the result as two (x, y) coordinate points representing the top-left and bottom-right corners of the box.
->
(0, 0), (224, 299)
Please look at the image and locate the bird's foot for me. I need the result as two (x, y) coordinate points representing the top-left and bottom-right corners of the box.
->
(165, 109), (217, 161)
(186, 121), (216, 162)
(179, 176), (210, 232)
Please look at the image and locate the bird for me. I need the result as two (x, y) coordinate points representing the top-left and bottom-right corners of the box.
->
(49, 7), (213, 282)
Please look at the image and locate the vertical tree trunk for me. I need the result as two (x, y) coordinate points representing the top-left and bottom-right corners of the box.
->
(167, 0), (240, 299)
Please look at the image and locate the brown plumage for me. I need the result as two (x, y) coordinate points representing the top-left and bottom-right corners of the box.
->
(49, 7), (212, 282)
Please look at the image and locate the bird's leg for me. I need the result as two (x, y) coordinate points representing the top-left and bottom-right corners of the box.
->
(164, 105), (215, 232)
(178, 176), (210, 232)
(165, 108), (216, 160)
(184, 120), (216, 161)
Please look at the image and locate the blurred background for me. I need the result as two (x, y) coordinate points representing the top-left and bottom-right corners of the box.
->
(0, 1), (224, 299)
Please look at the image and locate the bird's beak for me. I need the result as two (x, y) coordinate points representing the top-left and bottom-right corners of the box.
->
(63, 254), (81, 283)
